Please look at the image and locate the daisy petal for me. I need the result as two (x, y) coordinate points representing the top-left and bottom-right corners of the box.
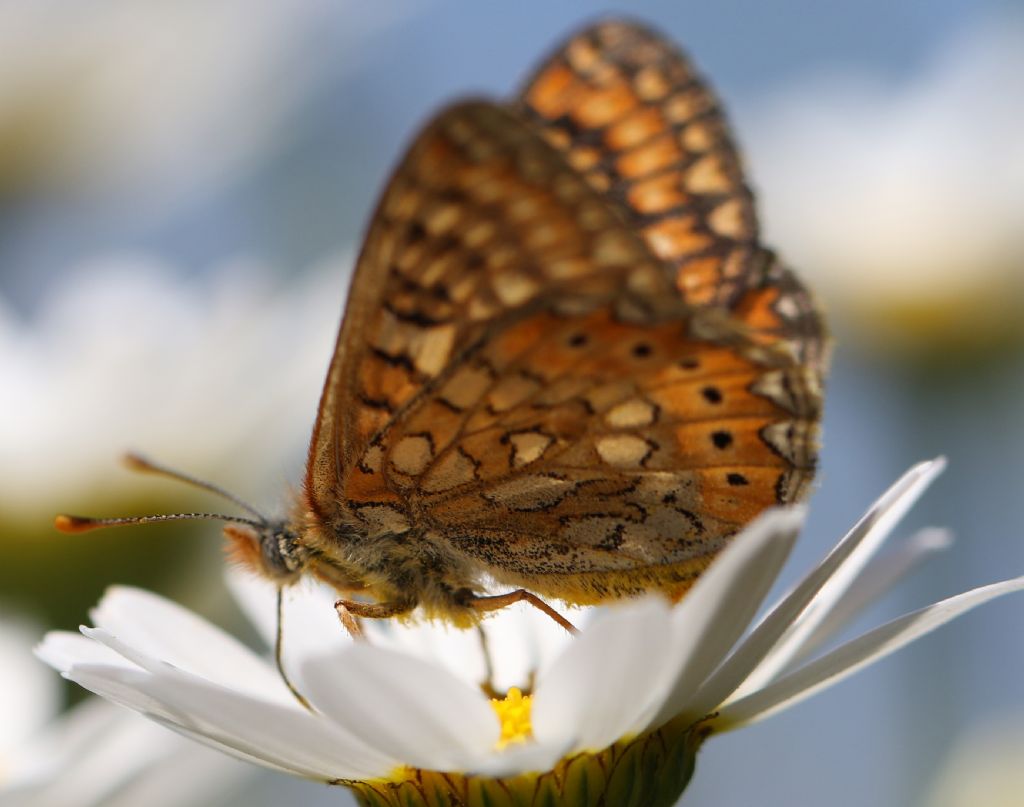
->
(1, 707), (166, 807)
(735, 527), (953, 697)
(95, 730), (251, 807)
(69, 663), (394, 781)
(62, 665), (186, 726)
(362, 616), (487, 689)
(301, 644), (499, 771)
(90, 586), (286, 699)
(681, 458), (945, 718)
(716, 575), (1024, 729)
(223, 570), (280, 648)
(151, 716), (299, 778)
(785, 528), (952, 671)
(472, 737), (575, 778)
(648, 507), (804, 728)
(248, 579), (354, 699)
(479, 603), (561, 692)
(532, 597), (674, 753)
(36, 631), (134, 673)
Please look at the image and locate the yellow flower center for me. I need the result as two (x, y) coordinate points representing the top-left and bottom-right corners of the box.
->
(490, 687), (533, 749)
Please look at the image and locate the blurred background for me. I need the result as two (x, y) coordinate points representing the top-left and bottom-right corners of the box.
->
(1, 1), (1022, 805)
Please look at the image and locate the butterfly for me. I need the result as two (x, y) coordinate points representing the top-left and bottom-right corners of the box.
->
(58, 19), (826, 636)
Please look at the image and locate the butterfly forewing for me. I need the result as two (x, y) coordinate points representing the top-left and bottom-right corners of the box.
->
(309, 100), (674, 520)
(305, 98), (821, 604)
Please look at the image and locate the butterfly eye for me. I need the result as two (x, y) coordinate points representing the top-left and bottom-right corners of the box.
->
(224, 523), (304, 580)
(260, 527), (306, 578)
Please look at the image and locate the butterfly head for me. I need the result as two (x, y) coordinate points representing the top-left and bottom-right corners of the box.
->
(223, 520), (308, 583)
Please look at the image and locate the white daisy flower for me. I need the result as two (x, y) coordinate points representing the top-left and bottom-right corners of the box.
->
(0, 0), (422, 209)
(37, 460), (1024, 806)
(925, 714), (1024, 807)
(1, 253), (346, 519)
(0, 612), (250, 807)
(743, 15), (1024, 354)
(0, 616), (60, 791)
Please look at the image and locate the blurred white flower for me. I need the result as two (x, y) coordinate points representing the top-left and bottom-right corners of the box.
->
(744, 14), (1024, 351)
(0, 611), (251, 807)
(0, 616), (60, 787)
(38, 460), (1024, 805)
(925, 715), (1024, 807)
(0, 0), (420, 209)
(0, 253), (347, 518)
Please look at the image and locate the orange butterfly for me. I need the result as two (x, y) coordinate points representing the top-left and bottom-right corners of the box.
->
(58, 20), (826, 637)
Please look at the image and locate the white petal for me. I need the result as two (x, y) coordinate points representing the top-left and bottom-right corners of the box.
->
(532, 597), (674, 753)
(301, 644), (499, 771)
(681, 459), (945, 718)
(364, 617), (487, 690)
(0, 618), (59, 756)
(3, 704), (233, 807)
(62, 665), (185, 725)
(96, 734), (252, 807)
(476, 604), (544, 692)
(735, 462), (947, 696)
(90, 586), (286, 699)
(150, 717), (302, 778)
(716, 575), (1024, 728)
(781, 528), (952, 673)
(36, 631), (135, 673)
(0, 695), (122, 794)
(80, 623), (296, 710)
(68, 662), (396, 781)
(288, 585), (359, 692)
(474, 599), (586, 695)
(471, 738), (575, 778)
(226, 572), (356, 683)
(648, 507), (804, 728)
(224, 570), (280, 649)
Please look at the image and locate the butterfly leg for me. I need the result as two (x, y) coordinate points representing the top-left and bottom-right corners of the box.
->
(334, 599), (414, 639)
(475, 625), (501, 698)
(465, 589), (578, 635)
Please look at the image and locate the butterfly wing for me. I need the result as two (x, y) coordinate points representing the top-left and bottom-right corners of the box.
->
(305, 100), (820, 603)
(518, 19), (828, 371)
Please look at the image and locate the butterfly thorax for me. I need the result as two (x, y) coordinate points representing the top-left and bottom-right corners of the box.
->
(220, 485), (496, 623)
(296, 504), (496, 626)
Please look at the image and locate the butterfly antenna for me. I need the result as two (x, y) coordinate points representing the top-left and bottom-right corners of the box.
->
(55, 512), (267, 534)
(121, 452), (267, 522)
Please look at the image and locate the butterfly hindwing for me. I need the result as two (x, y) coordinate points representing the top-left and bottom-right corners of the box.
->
(518, 19), (828, 371)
